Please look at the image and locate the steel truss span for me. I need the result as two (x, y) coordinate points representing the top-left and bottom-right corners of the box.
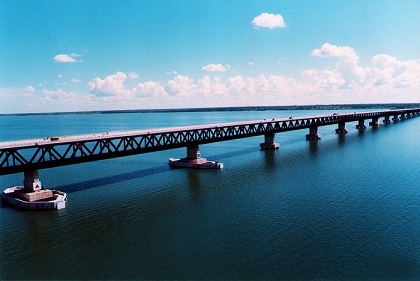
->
(1, 109), (419, 175)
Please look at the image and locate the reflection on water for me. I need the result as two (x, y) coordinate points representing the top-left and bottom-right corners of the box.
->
(357, 127), (366, 137)
(262, 149), (277, 169)
(337, 132), (346, 146)
(308, 139), (319, 155)
(187, 169), (203, 199)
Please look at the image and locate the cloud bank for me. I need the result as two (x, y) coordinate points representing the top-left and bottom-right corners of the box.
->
(16, 44), (420, 112)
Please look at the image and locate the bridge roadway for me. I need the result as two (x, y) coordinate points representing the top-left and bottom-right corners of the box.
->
(1, 108), (419, 177)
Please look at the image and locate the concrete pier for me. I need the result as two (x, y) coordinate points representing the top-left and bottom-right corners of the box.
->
(392, 114), (399, 122)
(169, 145), (223, 169)
(20, 170), (52, 202)
(369, 116), (380, 126)
(383, 116), (391, 124)
(1, 170), (67, 209)
(23, 170), (42, 192)
(335, 121), (348, 133)
(187, 145), (200, 160)
(260, 133), (279, 150)
(356, 119), (366, 129)
(306, 126), (321, 140)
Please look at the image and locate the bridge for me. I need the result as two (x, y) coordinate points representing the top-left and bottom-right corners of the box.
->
(1, 108), (419, 193)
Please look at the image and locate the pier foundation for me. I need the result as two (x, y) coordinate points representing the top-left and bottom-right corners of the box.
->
(260, 133), (279, 150)
(356, 119), (366, 129)
(392, 114), (399, 122)
(335, 121), (348, 133)
(306, 126), (321, 140)
(169, 145), (223, 169)
(383, 116), (391, 124)
(369, 117), (380, 126)
(15, 170), (53, 202)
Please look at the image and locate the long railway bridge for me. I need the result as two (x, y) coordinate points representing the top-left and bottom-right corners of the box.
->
(1, 108), (419, 192)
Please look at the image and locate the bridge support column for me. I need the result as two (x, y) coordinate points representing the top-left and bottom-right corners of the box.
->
(260, 133), (279, 150)
(306, 126), (321, 140)
(383, 116), (391, 124)
(335, 121), (348, 133)
(169, 145), (223, 169)
(14, 170), (54, 202)
(356, 119), (366, 129)
(392, 114), (399, 122)
(23, 170), (42, 192)
(369, 117), (380, 126)
(186, 145), (201, 160)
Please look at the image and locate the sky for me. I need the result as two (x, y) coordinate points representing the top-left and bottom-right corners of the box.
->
(0, 0), (419, 113)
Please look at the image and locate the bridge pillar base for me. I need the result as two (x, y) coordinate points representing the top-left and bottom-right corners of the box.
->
(169, 145), (223, 169)
(369, 117), (380, 126)
(260, 143), (280, 150)
(1, 171), (67, 210)
(306, 126), (321, 140)
(335, 121), (348, 134)
(306, 134), (321, 140)
(356, 119), (366, 129)
(383, 116), (391, 124)
(260, 133), (279, 150)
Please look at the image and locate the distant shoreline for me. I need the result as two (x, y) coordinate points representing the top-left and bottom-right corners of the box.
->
(2, 103), (420, 116)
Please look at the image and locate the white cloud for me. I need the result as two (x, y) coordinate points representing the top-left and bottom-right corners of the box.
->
(201, 64), (230, 72)
(311, 43), (365, 84)
(166, 75), (195, 94)
(17, 45), (419, 113)
(71, 79), (82, 83)
(248, 62), (255, 66)
(135, 81), (166, 98)
(305, 43), (420, 103)
(58, 74), (63, 78)
(53, 54), (77, 63)
(166, 71), (178, 75)
(227, 75), (245, 93)
(302, 69), (345, 90)
(252, 13), (286, 29)
(42, 89), (77, 100)
(24, 86), (35, 93)
(88, 72), (131, 97)
(311, 43), (357, 60)
(128, 72), (139, 79)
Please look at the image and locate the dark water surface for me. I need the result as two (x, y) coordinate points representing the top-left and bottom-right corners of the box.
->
(1, 110), (419, 280)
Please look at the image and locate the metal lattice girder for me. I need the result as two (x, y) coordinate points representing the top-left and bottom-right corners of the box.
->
(1, 109), (419, 175)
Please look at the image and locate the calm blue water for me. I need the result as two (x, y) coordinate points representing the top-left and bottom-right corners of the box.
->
(1, 110), (419, 280)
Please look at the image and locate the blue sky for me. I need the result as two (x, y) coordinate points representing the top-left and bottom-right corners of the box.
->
(1, 0), (419, 113)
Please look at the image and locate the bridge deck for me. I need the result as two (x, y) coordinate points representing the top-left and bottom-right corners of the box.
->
(0, 110), (405, 149)
(1, 109), (419, 175)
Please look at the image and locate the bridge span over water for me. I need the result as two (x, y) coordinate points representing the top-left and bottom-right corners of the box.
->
(1, 108), (419, 193)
